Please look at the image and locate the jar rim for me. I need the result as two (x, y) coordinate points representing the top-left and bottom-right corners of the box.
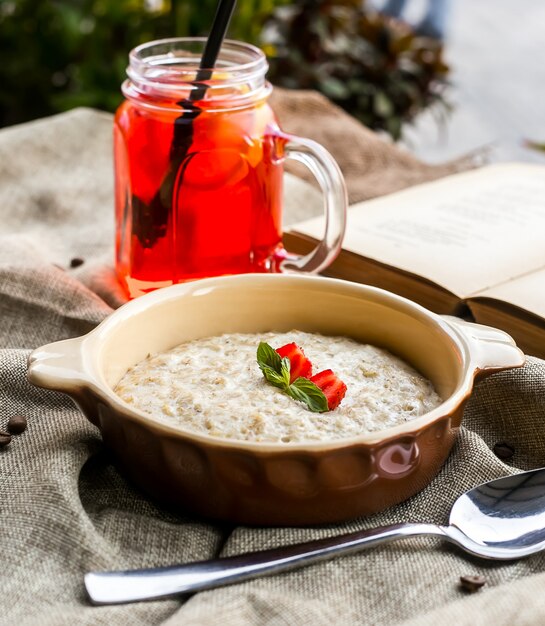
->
(125, 37), (270, 110)
(129, 37), (268, 79)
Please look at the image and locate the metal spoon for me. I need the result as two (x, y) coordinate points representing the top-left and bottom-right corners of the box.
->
(85, 467), (545, 605)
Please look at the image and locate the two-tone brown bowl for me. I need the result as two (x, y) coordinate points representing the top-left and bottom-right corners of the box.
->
(27, 275), (525, 526)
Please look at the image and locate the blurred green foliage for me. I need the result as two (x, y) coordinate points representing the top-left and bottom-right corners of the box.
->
(0, 0), (285, 127)
(262, 0), (450, 139)
(524, 139), (545, 155)
(1, 0), (449, 139)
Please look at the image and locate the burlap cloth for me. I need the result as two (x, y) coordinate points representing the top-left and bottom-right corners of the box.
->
(1, 89), (544, 626)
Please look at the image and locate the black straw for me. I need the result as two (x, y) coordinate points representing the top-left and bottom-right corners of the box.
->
(131, 0), (238, 249)
(192, 0), (237, 100)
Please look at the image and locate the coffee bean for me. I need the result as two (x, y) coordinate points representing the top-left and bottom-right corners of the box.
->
(70, 257), (85, 268)
(460, 575), (486, 592)
(0, 431), (11, 448)
(493, 441), (515, 460)
(8, 414), (27, 435)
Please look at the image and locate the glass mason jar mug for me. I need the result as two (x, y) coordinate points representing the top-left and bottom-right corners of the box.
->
(114, 38), (347, 298)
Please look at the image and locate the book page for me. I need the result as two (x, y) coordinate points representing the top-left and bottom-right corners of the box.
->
(472, 267), (545, 319)
(289, 164), (545, 298)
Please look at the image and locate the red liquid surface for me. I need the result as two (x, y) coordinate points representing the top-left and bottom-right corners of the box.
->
(114, 94), (285, 298)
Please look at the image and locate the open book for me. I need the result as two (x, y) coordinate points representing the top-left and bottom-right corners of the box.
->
(284, 163), (545, 358)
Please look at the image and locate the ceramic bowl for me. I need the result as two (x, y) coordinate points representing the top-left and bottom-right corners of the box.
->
(27, 275), (524, 525)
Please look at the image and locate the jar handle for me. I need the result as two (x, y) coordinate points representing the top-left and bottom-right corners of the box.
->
(279, 134), (347, 274)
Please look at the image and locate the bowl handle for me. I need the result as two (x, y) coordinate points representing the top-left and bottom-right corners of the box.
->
(441, 316), (526, 377)
(27, 337), (88, 392)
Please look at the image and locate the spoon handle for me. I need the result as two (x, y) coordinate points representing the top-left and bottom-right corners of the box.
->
(85, 522), (446, 605)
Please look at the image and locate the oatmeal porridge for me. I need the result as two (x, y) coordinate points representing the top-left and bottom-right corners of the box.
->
(114, 331), (442, 443)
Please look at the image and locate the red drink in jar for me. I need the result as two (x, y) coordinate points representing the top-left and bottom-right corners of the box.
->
(114, 39), (346, 298)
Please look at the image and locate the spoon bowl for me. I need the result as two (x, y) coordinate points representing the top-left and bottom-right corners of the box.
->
(85, 467), (545, 605)
(446, 469), (545, 558)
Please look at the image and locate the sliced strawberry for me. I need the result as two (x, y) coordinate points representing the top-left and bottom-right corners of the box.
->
(310, 369), (347, 411)
(275, 342), (313, 383)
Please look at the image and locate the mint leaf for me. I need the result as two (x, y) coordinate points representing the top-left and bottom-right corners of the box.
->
(279, 357), (292, 387)
(261, 366), (287, 389)
(260, 362), (290, 390)
(288, 377), (328, 413)
(257, 341), (329, 413)
(257, 343), (291, 390)
(257, 342), (283, 374)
